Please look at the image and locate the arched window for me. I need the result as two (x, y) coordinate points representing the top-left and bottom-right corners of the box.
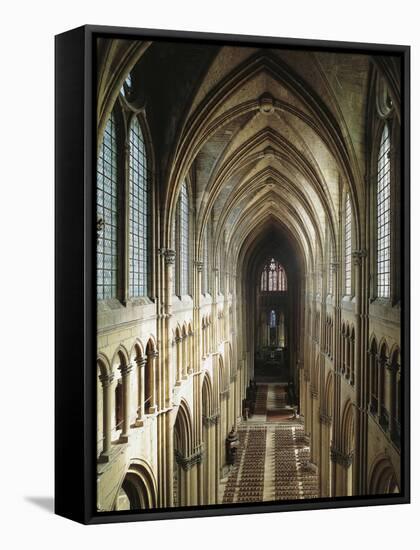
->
(97, 111), (118, 300)
(202, 228), (208, 295)
(328, 239), (334, 295)
(261, 258), (287, 291)
(269, 310), (276, 328)
(177, 181), (190, 296)
(261, 269), (267, 291)
(377, 124), (391, 299)
(344, 193), (352, 295)
(369, 339), (378, 414)
(120, 72), (132, 97)
(129, 117), (149, 298)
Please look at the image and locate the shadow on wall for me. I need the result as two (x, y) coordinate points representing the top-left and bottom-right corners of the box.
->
(25, 496), (54, 514)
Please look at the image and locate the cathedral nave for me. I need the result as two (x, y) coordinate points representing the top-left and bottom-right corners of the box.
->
(95, 39), (402, 511)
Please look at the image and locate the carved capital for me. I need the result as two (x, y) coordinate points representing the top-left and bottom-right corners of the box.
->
(195, 260), (204, 272)
(164, 249), (176, 265)
(310, 385), (319, 399)
(118, 363), (133, 376)
(386, 360), (399, 373)
(320, 412), (332, 425)
(99, 372), (114, 387)
(202, 412), (220, 427)
(330, 445), (354, 468)
(352, 249), (367, 266)
(175, 445), (203, 471)
(330, 261), (340, 273)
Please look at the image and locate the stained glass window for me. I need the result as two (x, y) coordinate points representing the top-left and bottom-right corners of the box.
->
(177, 182), (190, 296)
(261, 259), (287, 291)
(328, 245), (334, 295)
(97, 112), (118, 300)
(202, 229), (208, 295)
(377, 124), (391, 299)
(261, 269), (267, 291)
(270, 310), (276, 328)
(344, 194), (352, 295)
(120, 72), (132, 96)
(128, 117), (149, 298)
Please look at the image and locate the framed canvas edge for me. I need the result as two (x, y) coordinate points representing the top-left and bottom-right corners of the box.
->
(54, 24), (411, 526)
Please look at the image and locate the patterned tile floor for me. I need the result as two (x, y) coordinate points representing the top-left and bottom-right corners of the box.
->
(220, 384), (319, 504)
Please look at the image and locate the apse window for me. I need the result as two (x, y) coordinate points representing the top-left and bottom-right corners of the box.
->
(261, 259), (287, 291)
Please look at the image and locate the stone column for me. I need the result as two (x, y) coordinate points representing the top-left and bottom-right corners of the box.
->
(352, 248), (367, 494)
(182, 335), (187, 379)
(331, 260), (340, 497)
(195, 260), (204, 296)
(175, 336), (182, 384)
(377, 354), (385, 420)
(118, 362), (133, 443)
(135, 357), (146, 426)
(367, 350), (373, 410)
(147, 350), (159, 414)
(188, 329), (194, 375)
(164, 249), (176, 315)
(98, 372), (114, 461)
(386, 360), (398, 435)
(190, 464), (198, 506)
(166, 411), (174, 505)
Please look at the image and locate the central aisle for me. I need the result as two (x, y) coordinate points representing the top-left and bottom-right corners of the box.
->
(219, 384), (320, 504)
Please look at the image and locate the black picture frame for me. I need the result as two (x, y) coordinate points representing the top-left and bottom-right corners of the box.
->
(55, 24), (410, 525)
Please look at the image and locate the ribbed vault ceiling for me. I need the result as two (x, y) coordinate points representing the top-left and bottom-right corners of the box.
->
(168, 46), (370, 276)
(98, 40), (376, 278)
